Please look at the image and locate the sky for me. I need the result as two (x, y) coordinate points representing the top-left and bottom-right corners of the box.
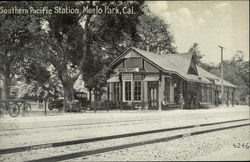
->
(147, 1), (249, 64)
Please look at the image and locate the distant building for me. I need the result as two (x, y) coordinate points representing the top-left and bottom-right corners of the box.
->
(74, 75), (91, 100)
(106, 47), (236, 110)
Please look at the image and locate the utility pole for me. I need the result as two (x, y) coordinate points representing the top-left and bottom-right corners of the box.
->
(218, 46), (225, 105)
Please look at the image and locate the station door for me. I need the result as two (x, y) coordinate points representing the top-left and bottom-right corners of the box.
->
(148, 81), (159, 110)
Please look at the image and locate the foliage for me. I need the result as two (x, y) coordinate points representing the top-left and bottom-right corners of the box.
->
(136, 14), (176, 54)
(0, 1), (37, 99)
(23, 63), (50, 84)
(19, 1), (92, 110)
(17, 65), (63, 101)
(200, 51), (249, 103)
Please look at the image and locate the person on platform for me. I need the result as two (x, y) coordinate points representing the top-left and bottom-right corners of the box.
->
(179, 94), (185, 110)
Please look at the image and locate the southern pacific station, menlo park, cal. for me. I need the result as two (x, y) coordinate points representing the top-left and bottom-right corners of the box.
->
(106, 47), (236, 110)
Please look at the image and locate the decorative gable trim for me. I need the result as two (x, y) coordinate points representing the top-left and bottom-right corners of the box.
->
(108, 48), (162, 71)
(124, 50), (141, 58)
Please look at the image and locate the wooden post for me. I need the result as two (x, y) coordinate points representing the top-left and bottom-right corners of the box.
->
(226, 87), (229, 107)
(158, 76), (162, 111)
(218, 46), (225, 105)
(44, 100), (47, 116)
(215, 86), (219, 106)
(232, 89), (235, 107)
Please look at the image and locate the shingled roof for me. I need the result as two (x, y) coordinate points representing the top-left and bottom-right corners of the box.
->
(131, 47), (211, 84)
(110, 47), (236, 88)
(197, 66), (236, 88)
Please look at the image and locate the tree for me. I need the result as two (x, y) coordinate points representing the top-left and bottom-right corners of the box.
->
(18, 63), (63, 102)
(201, 51), (249, 103)
(136, 14), (177, 54)
(227, 51), (249, 102)
(23, 1), (93, 111)
(229, 50), (244, 67)
(188, 43), (203, 64)
(0, 1), (36, 100)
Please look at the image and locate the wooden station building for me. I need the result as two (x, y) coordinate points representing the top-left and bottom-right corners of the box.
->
(107, 47), (236, 110)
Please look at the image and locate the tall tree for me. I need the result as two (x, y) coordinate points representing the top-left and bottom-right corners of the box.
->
(136, 14), (176, 54)
(26, 1), (93, 111)
(0, 1), (35, 100)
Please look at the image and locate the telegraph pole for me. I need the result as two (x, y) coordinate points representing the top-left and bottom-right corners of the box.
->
(218, 46), (225, 105)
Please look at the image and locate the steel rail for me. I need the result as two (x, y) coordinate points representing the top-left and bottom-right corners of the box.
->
(2, 113), (247, 131)
(0, 117), (172, 131)
(26, 123), (250, 162)
(0, 118), (248, 155)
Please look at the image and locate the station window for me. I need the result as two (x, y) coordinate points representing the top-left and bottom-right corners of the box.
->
(134, 81), (142, 101)
(164, 78), (170, 102)
(125, 81), (131, 101)
(201, 84), (205, 102)
(207, 86), (212, 103)
(204, 85), (207, 102)
(114, 83), (120, 101)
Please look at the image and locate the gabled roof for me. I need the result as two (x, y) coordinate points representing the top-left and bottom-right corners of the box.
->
(197, 67), (236, 88)
(109, 47), (236, 87)
(131, 47), (211, 84)
(131, 47), (193, 74)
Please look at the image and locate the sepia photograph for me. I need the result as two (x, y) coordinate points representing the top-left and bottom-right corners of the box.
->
(0, 1), (249, 161)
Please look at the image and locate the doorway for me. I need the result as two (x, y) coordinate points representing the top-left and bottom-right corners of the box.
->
(148, 81), (158, 110)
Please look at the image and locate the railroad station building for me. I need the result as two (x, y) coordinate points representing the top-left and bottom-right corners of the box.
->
(106, 47), (236, 110)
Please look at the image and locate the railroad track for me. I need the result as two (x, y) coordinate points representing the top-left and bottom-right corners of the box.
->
(1, 113), (247, 132)
(0, 118), (249, 162)
(1, 117), (165, 131)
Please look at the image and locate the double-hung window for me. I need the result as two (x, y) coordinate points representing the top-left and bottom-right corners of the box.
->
(134, 81), (142, 101)
(114, 83), (120, 101)
(125, 81), (131, 101)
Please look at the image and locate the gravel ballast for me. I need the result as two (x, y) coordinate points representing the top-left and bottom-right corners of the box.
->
(0, 106), (249, 161)
(0, 121), (249, 161)
(76, 126), (250, 161)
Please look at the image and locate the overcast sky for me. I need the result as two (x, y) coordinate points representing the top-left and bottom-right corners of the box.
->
(147, 1), (249, 64)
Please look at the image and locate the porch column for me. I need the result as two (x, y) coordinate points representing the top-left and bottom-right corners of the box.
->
(107, 83), (110, 102)
(226, 87), (229, 107)
(211, 84), (214, 105)
(158, 76), (165, 111)
(183, 81), (188, 109)
(119, 82), (122, 101)
(143, 81), (148, 110)
(141, 80), (144, 109)
(215, 86), (218, 106)
(109, 82), (114, 102)
(232, 88), (235, 107)
(180, 81), (183, 95)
